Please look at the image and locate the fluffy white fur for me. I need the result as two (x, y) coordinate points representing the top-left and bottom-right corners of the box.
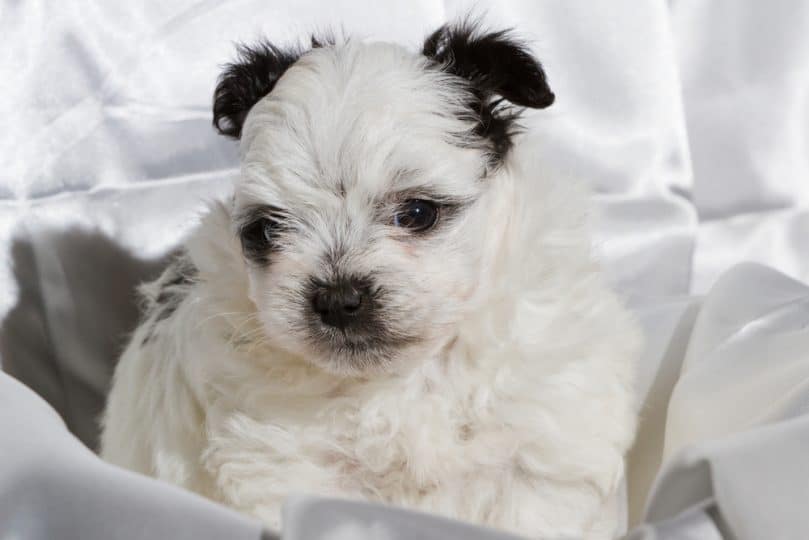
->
(101, 39), (640, 539)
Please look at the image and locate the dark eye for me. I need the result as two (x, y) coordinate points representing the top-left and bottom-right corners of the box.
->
(240, 217), (280, 256)
(393, 200), (439, 232)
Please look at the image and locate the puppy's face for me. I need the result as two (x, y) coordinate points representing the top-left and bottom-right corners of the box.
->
(214, 25), (553, 374)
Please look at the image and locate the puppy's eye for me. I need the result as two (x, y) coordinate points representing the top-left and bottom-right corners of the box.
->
(393, 200), (439, 232)
(240, 217), (280, 255)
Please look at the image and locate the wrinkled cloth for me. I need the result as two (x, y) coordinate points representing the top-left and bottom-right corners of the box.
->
(1, 1), (808, 539)
(0, 373), (268, 540)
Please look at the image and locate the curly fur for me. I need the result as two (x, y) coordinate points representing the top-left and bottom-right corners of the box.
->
(101, 25), (640, 540)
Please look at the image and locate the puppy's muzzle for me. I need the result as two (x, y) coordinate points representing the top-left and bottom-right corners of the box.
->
(310, 277), (374, 330)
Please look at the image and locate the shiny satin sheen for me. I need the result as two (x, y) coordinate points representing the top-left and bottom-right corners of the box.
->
(1, 1), (809, 540)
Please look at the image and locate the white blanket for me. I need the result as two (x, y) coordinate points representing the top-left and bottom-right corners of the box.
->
(1, 1), (808, 539)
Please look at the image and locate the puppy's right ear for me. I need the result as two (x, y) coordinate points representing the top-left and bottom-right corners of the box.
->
(212, 42), (301, 139)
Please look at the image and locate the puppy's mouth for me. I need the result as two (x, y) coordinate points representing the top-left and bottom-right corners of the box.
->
(304, 317), (418, 370)
(308, 322), (396, 354)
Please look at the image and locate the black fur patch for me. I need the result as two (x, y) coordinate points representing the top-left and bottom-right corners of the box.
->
(213, 35), (334, 139)
(235, 204), (292, 266)
(423, 22), (555, 163)
(141, 255), (197, 345)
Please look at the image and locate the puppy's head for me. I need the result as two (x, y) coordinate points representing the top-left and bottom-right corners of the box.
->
(213, 23), (553, 374)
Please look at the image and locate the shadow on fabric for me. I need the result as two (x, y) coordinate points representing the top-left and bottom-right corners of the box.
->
(0, 228), (169, 451)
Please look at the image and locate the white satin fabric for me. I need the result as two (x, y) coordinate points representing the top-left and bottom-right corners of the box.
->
(1, 1), (809, 540)
(672, 0), (809, 294)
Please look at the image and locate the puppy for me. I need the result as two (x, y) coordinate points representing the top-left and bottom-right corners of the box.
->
(101, 22), (640, 540)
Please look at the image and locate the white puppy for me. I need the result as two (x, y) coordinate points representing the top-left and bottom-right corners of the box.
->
(101, 22), (640, 540)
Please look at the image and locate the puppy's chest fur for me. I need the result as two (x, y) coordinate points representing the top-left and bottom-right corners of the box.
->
(201, 348), (524, 525)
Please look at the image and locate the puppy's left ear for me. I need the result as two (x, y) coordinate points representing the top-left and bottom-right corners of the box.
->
(423, 23), (554, 109)
(213, 41), (301, 139)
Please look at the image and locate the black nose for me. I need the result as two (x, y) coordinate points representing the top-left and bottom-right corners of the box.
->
(311, 278), (373, 330)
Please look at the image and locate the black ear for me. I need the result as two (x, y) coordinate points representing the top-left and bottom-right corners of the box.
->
(423, 23), (554, 164)
(423, 23), (554, 109)
(212, 41), (302, 139)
